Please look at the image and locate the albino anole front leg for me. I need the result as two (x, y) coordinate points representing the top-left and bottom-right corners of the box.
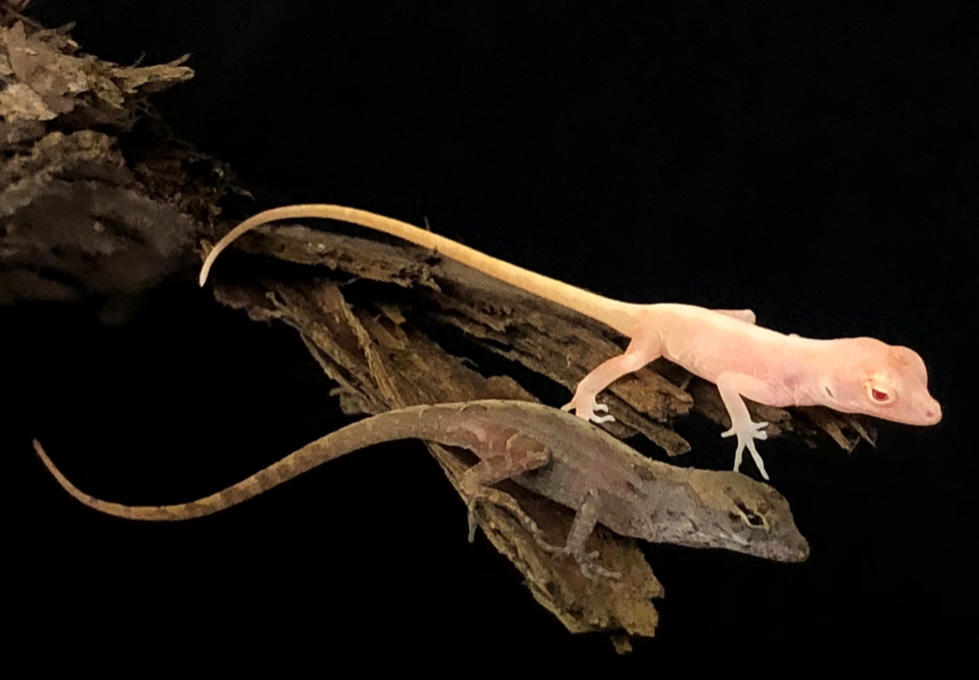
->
(716, 372), (774, 480)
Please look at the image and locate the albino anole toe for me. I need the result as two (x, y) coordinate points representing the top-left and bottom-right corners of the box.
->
(199, 204), (942, 479)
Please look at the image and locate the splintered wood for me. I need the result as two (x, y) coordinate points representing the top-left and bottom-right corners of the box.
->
(209, 224), (873, 643)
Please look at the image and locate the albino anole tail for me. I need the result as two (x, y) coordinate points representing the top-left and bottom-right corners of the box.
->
(198, 204), (641, 336)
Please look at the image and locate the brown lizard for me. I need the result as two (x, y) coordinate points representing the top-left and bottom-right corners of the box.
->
(33, 400), (809, 577)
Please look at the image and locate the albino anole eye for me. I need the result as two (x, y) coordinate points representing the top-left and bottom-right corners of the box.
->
(870, 387), (891, 402)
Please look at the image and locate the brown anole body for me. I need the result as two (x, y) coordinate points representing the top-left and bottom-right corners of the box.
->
(34, 400), (809, 577)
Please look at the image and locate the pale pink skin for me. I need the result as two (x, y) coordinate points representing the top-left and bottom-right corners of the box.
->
(564, 303), (942, 479)
(200, 205), (942, 482)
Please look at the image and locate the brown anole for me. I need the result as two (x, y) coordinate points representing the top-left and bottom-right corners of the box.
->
(34, 400), (809, 578)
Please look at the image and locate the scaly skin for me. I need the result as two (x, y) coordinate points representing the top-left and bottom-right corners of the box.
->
(34, 400), (809, 578)
(199, 204), (942, 479)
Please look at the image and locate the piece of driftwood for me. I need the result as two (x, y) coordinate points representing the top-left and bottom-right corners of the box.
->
(2, 6), (873, 647)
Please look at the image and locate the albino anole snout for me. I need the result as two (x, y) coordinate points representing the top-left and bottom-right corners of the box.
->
(199, 204), (942, 479)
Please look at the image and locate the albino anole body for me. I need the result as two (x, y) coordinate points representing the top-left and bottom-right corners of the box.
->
(199, 204), (942, 480)
(33, 400), (809, 578)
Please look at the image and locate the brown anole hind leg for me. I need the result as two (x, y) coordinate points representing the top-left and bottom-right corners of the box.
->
(541, 488), (620, 580)
(562, 333), (662, 424)
(458, 442), (554, 546)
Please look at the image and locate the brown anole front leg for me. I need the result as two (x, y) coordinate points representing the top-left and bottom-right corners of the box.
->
(534, 488), (621, 580)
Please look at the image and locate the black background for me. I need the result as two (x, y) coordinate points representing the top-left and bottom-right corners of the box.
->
(3, 1), (976, 671)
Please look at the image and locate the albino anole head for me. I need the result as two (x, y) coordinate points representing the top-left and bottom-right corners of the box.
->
(819, 338), (941, 425)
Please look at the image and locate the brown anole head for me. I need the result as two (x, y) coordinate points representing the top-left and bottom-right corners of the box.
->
(676, 470), (811, 562)
(818, 337), (941, 426)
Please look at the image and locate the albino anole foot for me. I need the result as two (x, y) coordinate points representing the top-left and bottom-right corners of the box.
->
(560, 398), (614, 424)
(721, 418), (770, 481)
(198, 204), (943, 480)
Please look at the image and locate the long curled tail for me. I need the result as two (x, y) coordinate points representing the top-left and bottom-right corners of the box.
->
(32, 404), (442, 521)
(199, 204), (640, 336)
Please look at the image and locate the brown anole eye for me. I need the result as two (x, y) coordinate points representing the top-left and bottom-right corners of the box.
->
(734, 501), (769, 530)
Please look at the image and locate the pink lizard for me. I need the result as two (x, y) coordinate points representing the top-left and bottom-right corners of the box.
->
(199, 204), (942, 480)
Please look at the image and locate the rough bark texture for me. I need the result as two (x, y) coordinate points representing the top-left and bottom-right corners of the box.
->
(1, 5), (874, 648)
(0, 9), (229, 303)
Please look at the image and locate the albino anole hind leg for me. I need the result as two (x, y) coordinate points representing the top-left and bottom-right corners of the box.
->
(563, 334), (662, 424)
(716, 372), (774, 480)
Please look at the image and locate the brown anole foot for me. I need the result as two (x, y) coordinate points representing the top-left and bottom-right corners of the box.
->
(539, 543), (621, 581)
(461, 484), (559, 550)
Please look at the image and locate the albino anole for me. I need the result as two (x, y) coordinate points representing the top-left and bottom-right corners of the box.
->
(33, 400), (809, 578)
(199, 204), (942, 480)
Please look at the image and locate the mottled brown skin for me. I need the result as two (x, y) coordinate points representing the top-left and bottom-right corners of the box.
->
(34, 400), (808, 577)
